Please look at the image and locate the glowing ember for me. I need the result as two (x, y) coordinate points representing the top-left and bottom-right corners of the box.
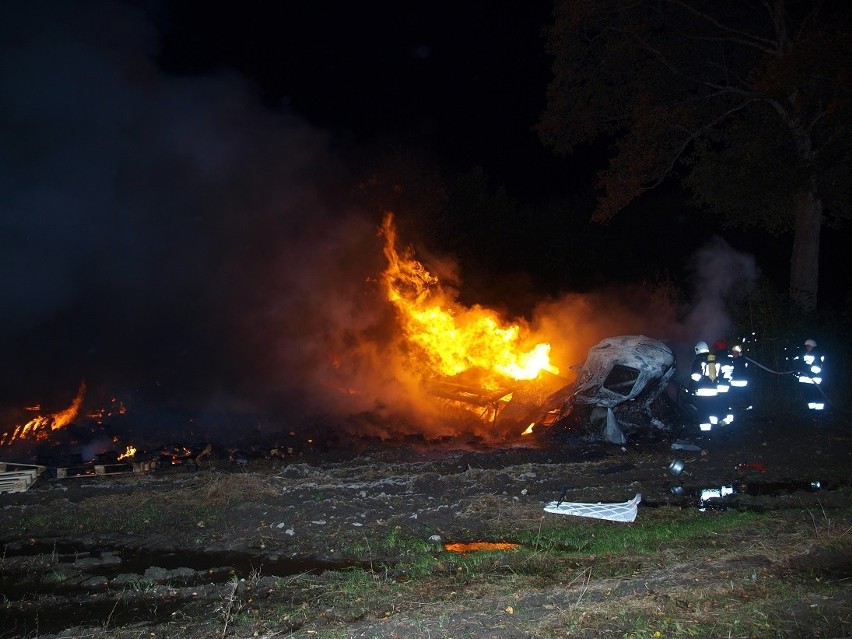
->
(88, 398), (127, 423)
(0, 382), (87, 446)
(380, 213), (558, 388)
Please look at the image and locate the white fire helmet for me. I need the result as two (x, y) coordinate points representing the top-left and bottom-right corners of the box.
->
(731, 344), (743, 353)
(805, 339), (817, 348)
(694, 341), (709, 354)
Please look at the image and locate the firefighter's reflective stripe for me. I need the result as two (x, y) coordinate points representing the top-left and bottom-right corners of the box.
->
(808, 402), (825, 410)
(716, 383), (729, 392)
(691, 372), (702, 382)
(695, 388), (717, 396)
(802, 354), (823, 375)
(798, 376), (822, 385)
(731, 379), (748, 387)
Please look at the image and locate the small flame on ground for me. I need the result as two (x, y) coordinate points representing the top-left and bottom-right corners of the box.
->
(117, 445), (137, 461)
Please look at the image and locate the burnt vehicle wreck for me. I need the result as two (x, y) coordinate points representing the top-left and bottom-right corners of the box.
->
(531, 335), (685, 445)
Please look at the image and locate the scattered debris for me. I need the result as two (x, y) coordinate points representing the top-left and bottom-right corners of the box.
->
(599, 462), (635, 475)
(671, 440), (702, 452)
(736, 462), (768, 473)
(668, 459), (685, 476)
(228, 449), (249, 466)
(195, 443), (214, 466)
(699, 485), (735, 511)
(544, 493), (641, 522)
(56, 459), (157, 479)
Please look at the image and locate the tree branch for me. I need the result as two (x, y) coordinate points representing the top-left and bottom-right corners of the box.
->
(660, 0), (782, 53)
(645, 98), (763, 190)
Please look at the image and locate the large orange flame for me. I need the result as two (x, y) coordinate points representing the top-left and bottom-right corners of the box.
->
(379, 213), (558, 390)
(0, 382), (86, 446)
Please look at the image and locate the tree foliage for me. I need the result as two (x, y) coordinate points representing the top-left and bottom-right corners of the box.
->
(538, 0), (852, 311)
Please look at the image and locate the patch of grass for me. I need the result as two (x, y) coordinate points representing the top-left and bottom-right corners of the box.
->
(5, 508), (80, 534)
(174, 508), (852, 639)
(44, 568), (69, 583)
(377, 526), (401, 551)
(518, 506), (764, 555)
(113, 502), (170, 529)
(548, 575), (851, 639)
(397, 550), (442, 579)
(125, 577), (156, 592)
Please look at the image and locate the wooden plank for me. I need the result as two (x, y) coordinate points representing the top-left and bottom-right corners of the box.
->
(94, 463), (133, 475)
(0, 461), (47, 475)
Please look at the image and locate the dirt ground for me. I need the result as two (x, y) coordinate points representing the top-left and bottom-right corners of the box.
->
(1, 412), (851, 638)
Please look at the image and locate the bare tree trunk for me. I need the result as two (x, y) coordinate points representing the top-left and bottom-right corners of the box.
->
(789, 189), (822, 313)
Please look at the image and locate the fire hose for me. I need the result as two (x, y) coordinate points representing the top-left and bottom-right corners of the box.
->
(744, 356), (834, 407)
(743, 356), (796, 376)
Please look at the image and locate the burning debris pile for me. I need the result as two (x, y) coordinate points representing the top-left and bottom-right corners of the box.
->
(0, 384), (272, 472)
(0, 382), (90, 447)
(1, 215), (695, 466)
(378, 213), (568, 436)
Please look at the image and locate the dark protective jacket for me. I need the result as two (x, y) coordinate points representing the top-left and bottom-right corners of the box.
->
(793, 345), (825, 385)
(714, 348), (732, 393)
(729, 353), (749, 388)
(690, 352), (719, 397)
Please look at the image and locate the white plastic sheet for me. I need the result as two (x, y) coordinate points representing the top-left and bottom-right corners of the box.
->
(543, 493), (641, 522)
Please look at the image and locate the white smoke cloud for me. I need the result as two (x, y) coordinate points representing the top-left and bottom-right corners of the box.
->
(530, 235), (759, 382)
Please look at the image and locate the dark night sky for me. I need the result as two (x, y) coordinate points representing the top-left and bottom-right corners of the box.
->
(0, 0), (837, 432)
(155, 1), (560, 190)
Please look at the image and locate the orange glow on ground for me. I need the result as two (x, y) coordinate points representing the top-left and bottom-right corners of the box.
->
(444, 542), (522, 552)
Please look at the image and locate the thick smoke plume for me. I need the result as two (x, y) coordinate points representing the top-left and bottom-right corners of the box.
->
(1, 2), (386, 421)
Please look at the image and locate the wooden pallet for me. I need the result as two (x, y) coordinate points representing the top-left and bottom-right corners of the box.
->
(0, 462), (47, 494)
(55, 459), (158, 479)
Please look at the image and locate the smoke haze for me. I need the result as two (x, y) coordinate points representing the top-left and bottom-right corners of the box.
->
(1, 1), (760, 445)
(1, 1), (382, 411)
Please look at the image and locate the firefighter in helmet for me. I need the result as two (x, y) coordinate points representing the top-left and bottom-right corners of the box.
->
(728, 343), (752, 418)
(792, 338), (826, 412)
(690, 341), (720, 432)
(713, 339), (734, 425)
